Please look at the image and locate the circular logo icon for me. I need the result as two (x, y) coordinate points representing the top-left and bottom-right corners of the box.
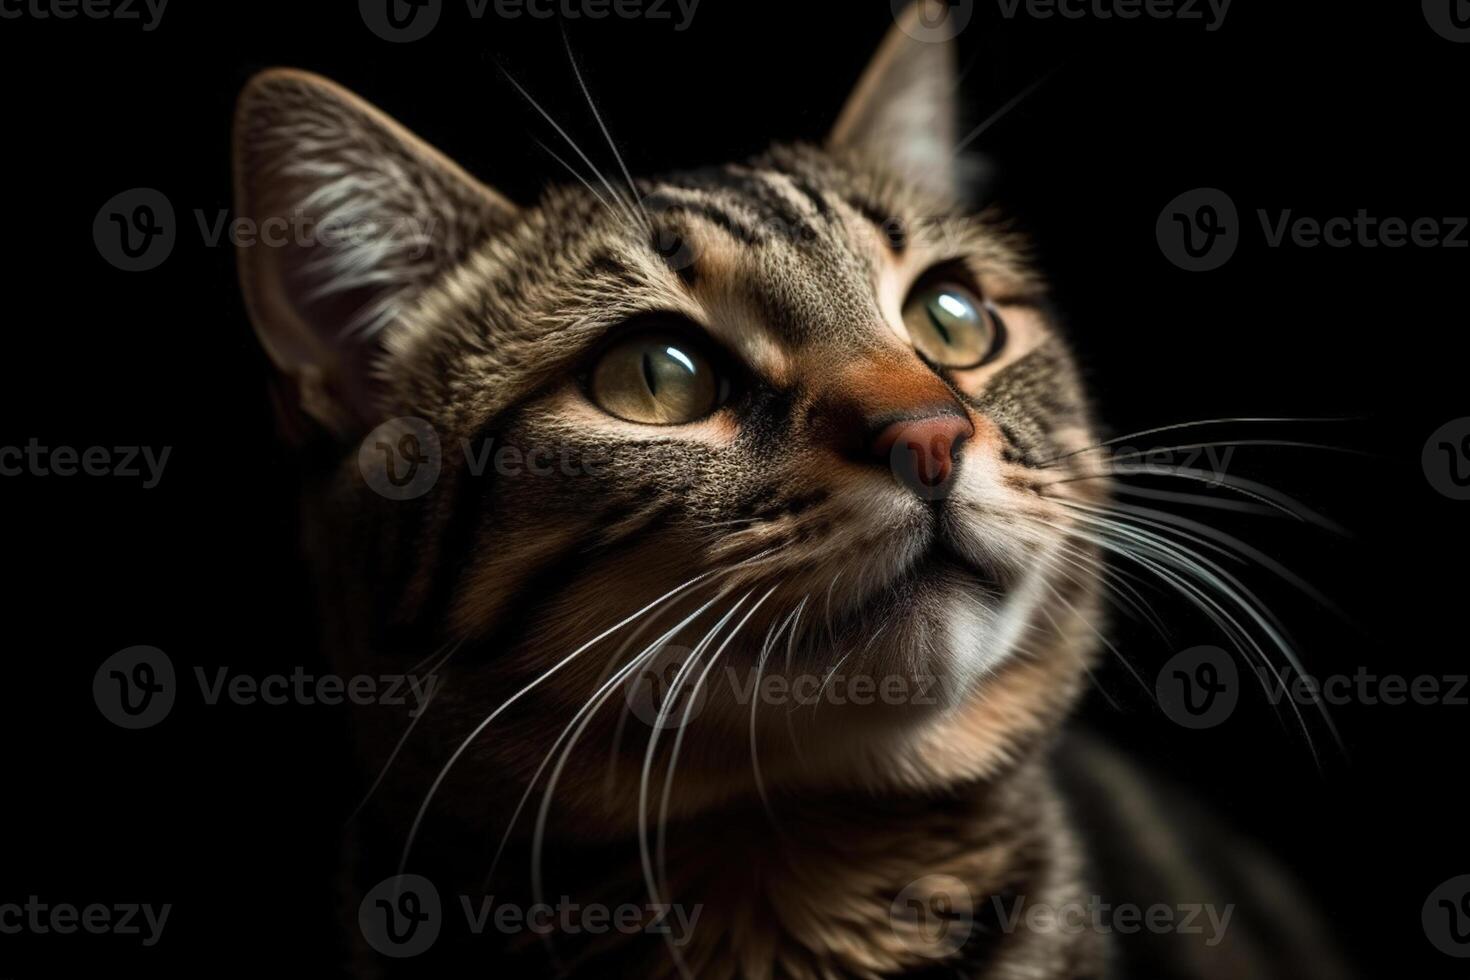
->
(1156, 188), (1239, 272)
(360, 0), (442, 43)
(1423, 875), (1470, 957)
(1423, 418), (1470, 500)
(93, 645), (176, 729)
(93, 188), (176, 272)
(1424, 0), (1470, 42)
(624, 644), (708, 729)
(359, 874), (442, 957)
(890, 874), (974, 958)
(359, 417), (442, 501)
(893, 0), (973, 44)
(1156, 645), (1239, 729)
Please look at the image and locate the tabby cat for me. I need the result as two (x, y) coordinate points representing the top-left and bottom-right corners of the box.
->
(231, 2), (1349, 976)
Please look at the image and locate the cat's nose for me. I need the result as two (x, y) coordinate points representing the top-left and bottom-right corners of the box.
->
(869, 409), (974, 499)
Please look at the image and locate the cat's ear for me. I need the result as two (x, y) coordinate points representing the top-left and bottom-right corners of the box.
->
(828, 0), (962, 197)
(233, 69), (517, 437)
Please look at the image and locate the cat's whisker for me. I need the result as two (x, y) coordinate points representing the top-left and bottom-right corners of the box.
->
(1049, 536), (1172, 642)
(1031, 588), (1123, 711)
(561, 29), (651, 231)
(951, 69), (1056, 156)
(533, 137), (625, 224)
(1042, 464), (1346, 533)
(1062, 499), (1349, 622)
(636, 591), (754, 980)
(499, 68), (641, 226)
(1109, 483), (1279, 516)
(781, 597), (810, 764)
(397, 568), (715, 875)
(1032, 416), (1365, 469)
(655, 587), (776, 921)
(750, 602), (804, 833)
(600, 545), (786, 789)
(486, 585), (728, 890)
(1094, 439), (1376, 469)
(346, 639), (463, 824)
(1059, 511), (1344, 765)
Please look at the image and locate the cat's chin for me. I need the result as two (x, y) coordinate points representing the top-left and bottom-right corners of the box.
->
(736, 538), (1051, 732)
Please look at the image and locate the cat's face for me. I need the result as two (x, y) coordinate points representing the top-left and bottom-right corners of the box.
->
(235, 3), (1105, 829)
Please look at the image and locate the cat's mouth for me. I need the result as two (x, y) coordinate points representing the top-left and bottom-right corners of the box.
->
(843, 515), (1020, 619)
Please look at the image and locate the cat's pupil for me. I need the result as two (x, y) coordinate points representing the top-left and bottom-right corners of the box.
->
(641, 352), (659, 394)
(927, 302), (955, 346)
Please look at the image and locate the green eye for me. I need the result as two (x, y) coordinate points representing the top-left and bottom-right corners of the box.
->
(901, 282), (1002, 368)
(589, 332), (722, 425)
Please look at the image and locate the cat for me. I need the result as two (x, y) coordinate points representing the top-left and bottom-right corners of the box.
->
(231, 2), (1350, 976)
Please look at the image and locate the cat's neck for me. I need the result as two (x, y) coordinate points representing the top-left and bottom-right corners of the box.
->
(352, 749), (1105, 979)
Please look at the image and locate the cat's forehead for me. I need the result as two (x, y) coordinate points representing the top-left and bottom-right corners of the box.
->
(393, 146), (1031, 430)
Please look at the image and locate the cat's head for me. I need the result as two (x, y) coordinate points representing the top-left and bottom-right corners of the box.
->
(233, 2), (1106, 830)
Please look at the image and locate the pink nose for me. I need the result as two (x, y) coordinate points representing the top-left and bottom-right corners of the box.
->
(869, 411), (974, 498)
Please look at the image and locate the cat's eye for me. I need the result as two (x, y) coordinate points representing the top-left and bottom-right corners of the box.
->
(589, 332), (723, 425)
(901, 281), (1003, 369)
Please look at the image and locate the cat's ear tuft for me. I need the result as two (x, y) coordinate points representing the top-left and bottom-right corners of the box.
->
(233, 69), (517, 437)
(828, 0), (963, 198)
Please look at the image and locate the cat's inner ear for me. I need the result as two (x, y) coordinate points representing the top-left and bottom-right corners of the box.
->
(828, 0), (961, 197)
(232, 69), (516, 436)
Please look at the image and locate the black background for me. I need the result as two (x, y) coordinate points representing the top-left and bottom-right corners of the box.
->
(1, 0), (1465, 976)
